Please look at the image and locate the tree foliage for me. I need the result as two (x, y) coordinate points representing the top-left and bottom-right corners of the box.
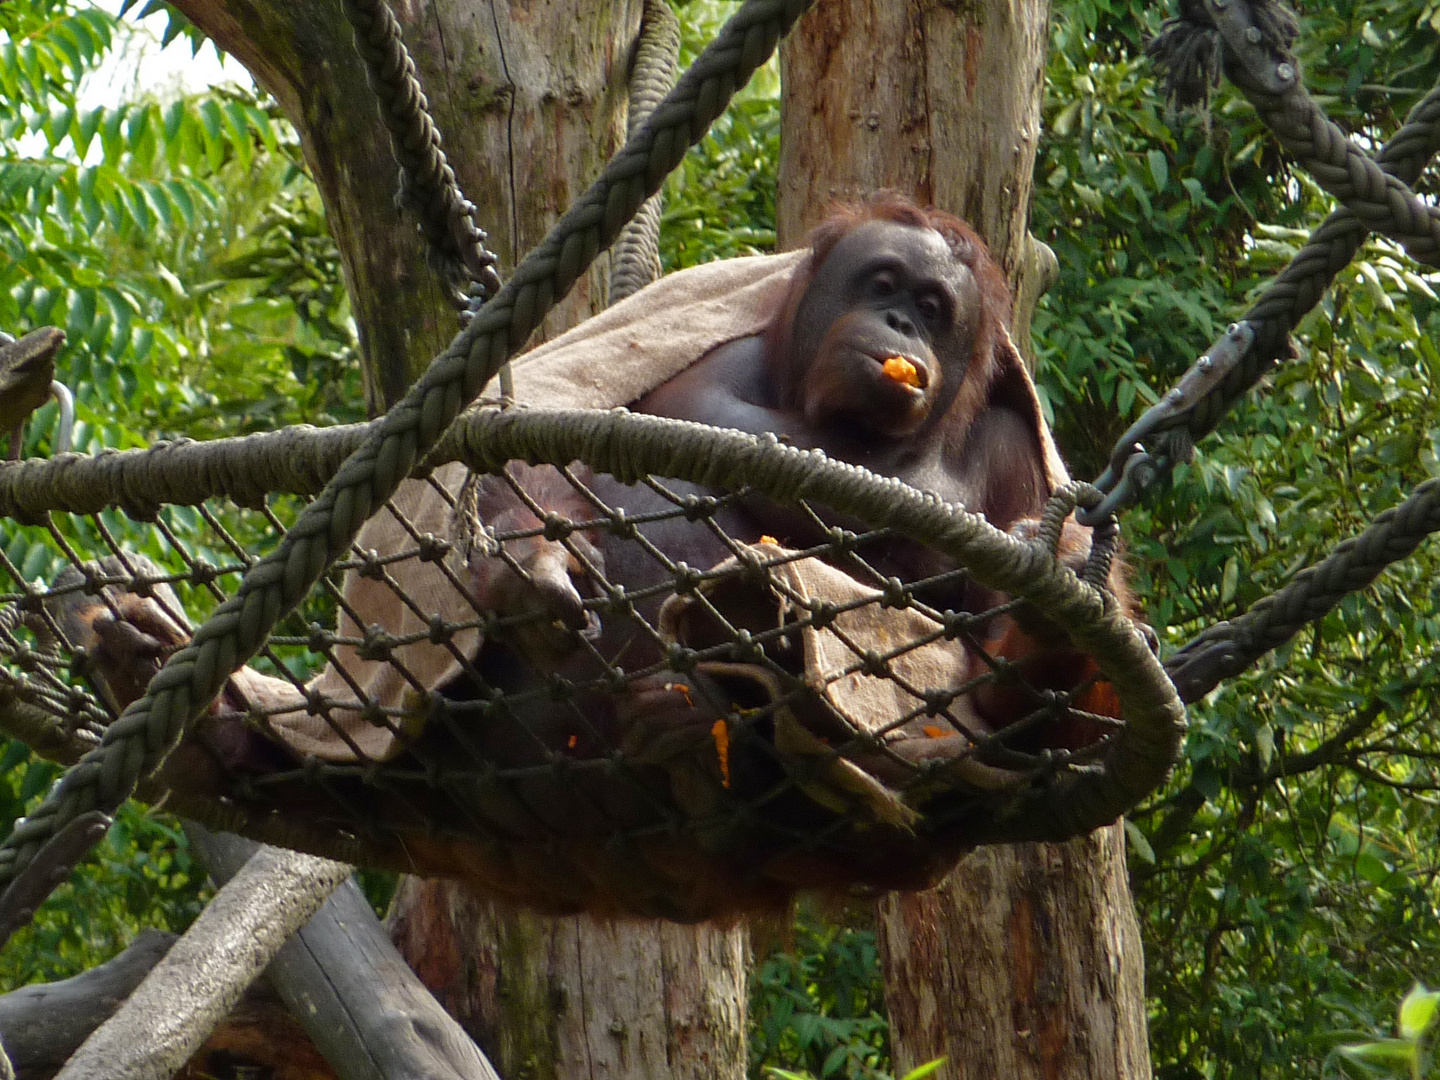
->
(0, 0), (361, 981)
(4, 1), (1440, 1078)
(1030, 2), (1440, 1076)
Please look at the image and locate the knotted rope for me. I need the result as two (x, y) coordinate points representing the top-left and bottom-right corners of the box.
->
(0, 0), (818, 924)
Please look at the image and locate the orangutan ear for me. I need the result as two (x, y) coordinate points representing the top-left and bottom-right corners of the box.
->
(984, 323), (1070, 493)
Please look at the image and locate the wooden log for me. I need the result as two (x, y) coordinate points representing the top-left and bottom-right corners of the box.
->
(0, 927), (332, 1080)
(193, 827), (500, 1080)
(0, 930), (175, 1077)
(53, 844), (349, 1080)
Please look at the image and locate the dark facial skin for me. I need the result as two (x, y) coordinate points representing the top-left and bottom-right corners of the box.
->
(639, 220), (1004, 500)
(778, 220), (980, 440)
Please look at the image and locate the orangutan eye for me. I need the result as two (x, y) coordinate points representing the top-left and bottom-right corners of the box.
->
(870, 271), (897, 296)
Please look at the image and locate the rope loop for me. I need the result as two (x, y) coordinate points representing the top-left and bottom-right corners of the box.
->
(0, 0), (819, 928)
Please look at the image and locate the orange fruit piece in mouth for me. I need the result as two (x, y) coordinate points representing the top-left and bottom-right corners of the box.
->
(881, 355), (922, 388)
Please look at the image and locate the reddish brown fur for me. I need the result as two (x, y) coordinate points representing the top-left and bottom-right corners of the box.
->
(759, 194), (1132, 748)
(765, 194), (1014, 420)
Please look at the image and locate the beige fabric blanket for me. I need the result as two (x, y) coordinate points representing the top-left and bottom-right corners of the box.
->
(257, 250), (1068, 772)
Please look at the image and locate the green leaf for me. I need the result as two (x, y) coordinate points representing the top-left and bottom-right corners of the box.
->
(198, 99), (227, 171)
(164, 180), (196, 227)
(1147, 149), (1168, 192)
(1338, 1038), (1416, 1068)
(49, 27), (84, 78)
(1124, 818), (1155, 864)
(1397, 985), (1439, 1040)
(73, 108), (105, 160)
(1073, 183), (1104, 211)
(1254, 722), (1274, 770)
(222, 99), (254, 173)
(899, 1059), (947, 1080)
(65, 287), (96, 340)
(101, 104), (127, 163)
(1053, 99), (1082, 136)
(162, 98), (185, 145)
(1220, 555), (1238, 603)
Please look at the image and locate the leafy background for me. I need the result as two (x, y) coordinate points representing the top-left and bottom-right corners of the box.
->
(2, 0), (1439, 1076)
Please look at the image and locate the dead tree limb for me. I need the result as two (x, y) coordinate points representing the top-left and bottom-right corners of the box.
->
(0, 930), (176, 1078)
(192, 827), (501, 1080)
(53, 844), (349, 1080)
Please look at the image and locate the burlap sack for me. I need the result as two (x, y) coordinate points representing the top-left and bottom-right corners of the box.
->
(260, 250), (1068, 766)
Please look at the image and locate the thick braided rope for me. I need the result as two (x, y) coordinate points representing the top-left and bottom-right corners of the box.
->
(0, 0), (815, 899)
(0, 403), (1185, 840)
(1084, 78), (1440, 522)
(609, 0), (681, 305)
(1099, 87), (1440, 683)
(450, 407), (1185, 841)
(0, 425), (375, 521)
(1191, 81), (1440, 436)
(341, 0), (503, 300)
(1238, 80), (1440, 267)
(1166, 476), (1440, 702)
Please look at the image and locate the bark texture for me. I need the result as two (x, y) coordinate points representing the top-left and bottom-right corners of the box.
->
(55, 847), (350, 1080)
(172, 0), (637, 410)
(778, 0), (1054, 345)
(166, 1), (749, 1077)
(191, 827), (500, 1080)
(778, 2), (1152, 1076)
(778, 0), (1047, 271)
(390, 883), (747, 1080)
(0, 930), (177, 1079)
(878, 827), (1149, 1079)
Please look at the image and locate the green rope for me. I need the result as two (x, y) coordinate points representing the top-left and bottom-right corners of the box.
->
(0, 0), (816, 908)
(609, 0), (682, 305)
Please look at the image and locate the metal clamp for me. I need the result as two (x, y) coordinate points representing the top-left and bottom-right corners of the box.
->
(1206, 0), (1300, 97)
(1082, 320), (1256, 524)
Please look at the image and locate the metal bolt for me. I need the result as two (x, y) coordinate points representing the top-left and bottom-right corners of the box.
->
(1227, 322), (1241, 336)
(1197, 356), (1213, 372)
(1245, 26), (1263, 43)
(1276, 62), (1295, 81)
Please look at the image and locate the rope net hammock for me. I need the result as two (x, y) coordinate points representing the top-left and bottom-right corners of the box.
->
(0, 398), (1177, 921)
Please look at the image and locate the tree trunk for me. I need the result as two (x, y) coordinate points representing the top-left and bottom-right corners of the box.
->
(779, 3), (1152, 1077)
(167, 1), (748, 1077)
(389, 886), (747, 1080)
(176, 0), (638, 409)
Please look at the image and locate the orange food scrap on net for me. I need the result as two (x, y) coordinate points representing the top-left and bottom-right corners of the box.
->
(922, 725), (949, 739)
(881, 355), (922, 388)
(711, 719), (731, 788)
